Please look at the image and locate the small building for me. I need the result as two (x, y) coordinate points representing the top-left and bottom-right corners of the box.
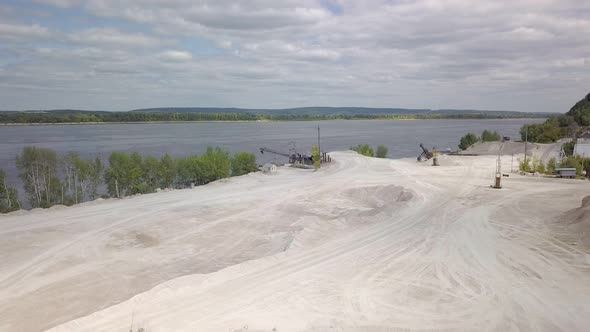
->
(555, 168), (577, 178)
(261, 163), (277, 173)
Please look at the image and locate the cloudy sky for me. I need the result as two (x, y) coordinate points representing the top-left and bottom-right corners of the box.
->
(0, 0), (588, 112)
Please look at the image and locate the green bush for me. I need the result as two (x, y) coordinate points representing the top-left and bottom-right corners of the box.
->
(560, 156), (582, 175)
(519, 158), (532, 172)
(481, 130), (501, 142)
(376, 145), (388, 158)
(231, 152), (258, 176)
(532, 158), (545, 174)
(546, 158), (556, 174)
(458, 133), (478, 150)
(351, 144), (374, 157)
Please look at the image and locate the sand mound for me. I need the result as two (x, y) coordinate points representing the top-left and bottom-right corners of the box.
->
(343, 185), (413, 209)
(557, 195), (590, 247)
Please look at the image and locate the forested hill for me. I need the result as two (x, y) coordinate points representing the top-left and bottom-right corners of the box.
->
(130, 107), (550, 117)
(566, 92), (590, 126)
(0, 107), (554, 124)
(519, 91), (590, 143)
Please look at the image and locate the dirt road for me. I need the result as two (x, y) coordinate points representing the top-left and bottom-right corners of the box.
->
(2, 152), (589, 331)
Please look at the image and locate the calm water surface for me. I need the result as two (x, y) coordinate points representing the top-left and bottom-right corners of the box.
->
(0, 119), (542, 187)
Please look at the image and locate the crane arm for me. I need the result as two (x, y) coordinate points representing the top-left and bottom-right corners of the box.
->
(260, 147), (291, 158)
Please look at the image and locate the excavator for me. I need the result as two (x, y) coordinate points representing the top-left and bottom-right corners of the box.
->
(417, 143), (434, 162)
(259, 147), (313, 166)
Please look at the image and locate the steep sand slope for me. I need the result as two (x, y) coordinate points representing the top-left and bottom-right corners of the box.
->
(2, 152), (590, 331)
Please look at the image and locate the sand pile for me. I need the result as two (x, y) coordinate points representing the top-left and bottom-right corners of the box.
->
(558, 195), (590, 247)
(2, 152), (590, 332)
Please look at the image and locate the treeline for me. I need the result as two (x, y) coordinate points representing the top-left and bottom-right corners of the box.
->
(520, 91), (590, 143)
(0, 111), (547, 124)
(0, 146), (258, 213)
(458, 129), (502, 150)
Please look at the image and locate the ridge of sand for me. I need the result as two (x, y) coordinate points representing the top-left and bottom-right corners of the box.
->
(1, 152), (589, 331)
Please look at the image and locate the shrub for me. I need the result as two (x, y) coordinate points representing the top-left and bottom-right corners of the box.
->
(376, 145), (388, 158)
(534, 159), (545, 174)
(231, 152), (258, 176)
(458, 133), (478, 150)
(481, 130), (501, 142)
(351, 144), (374, 157)
(560, 156), (582, 175)
(519, 158), (532, 172)
(546, 158), (556, 174)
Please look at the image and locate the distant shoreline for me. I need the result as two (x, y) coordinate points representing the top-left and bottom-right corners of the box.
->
(0, 118), (545, 126)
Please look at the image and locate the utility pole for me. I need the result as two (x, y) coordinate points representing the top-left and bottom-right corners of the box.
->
(317, 125), (321, 162)
(524, 125), (529, 165)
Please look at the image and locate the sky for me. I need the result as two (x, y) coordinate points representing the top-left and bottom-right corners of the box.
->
(0, 0), (589, 112)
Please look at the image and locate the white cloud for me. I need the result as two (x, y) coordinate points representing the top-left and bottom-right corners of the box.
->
(159, 50), (193, 62)
(2, 0), (590, 112)
(68, 28), (164, 48)
(0, 23), (50, 40)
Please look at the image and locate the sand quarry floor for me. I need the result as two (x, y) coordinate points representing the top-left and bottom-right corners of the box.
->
(1, 152), (590, 332)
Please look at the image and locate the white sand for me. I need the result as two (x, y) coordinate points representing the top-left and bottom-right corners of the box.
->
(1, 152), (589, 331)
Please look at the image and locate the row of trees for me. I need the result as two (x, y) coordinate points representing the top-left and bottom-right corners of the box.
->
(351, 144), (388, 158)
(0, 111), (550, 124)
(458, 129), (502, 150)
(1, 146), (259, 212)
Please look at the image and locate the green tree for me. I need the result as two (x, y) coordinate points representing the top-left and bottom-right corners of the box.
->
(562, 141), (575, 156)
(128, 152), (146, 194)
(142, 155), (161, 192)
(231, 152), (258, 176)
(458, 133), (478, 150)
(312, 145), (321, 170)
(351, 144), (374, 157)
(376, 145), (388, 158)
(0, 169), (20, 213)
(481, 130), (501, 142)
(88, 157), (103, 199)
(16, 146), (61, 208)
(199, 147), (231, 184)
(158, 154), (176, 188)
(105, 152), (133, 198)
